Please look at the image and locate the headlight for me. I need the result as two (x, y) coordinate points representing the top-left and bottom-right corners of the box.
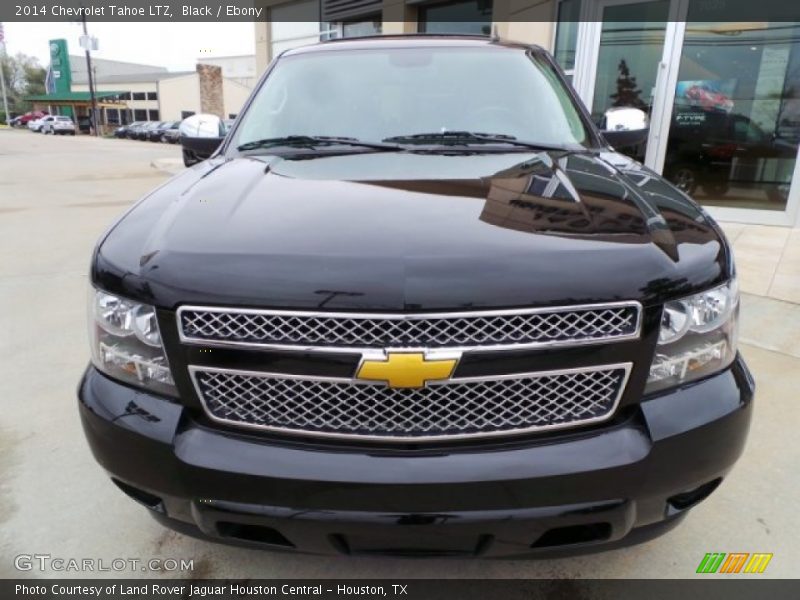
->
(646, 279), (738, 393)
(89, 289), (176, 396)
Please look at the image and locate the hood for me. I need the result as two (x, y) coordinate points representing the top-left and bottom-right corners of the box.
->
(94, 150), (731, 310)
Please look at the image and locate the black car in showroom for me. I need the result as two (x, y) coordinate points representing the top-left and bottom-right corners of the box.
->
(664, 107), (796, 203)
(79, 36), (753, 558)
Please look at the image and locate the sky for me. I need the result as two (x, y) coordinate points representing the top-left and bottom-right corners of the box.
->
(2, 22), (256, 71)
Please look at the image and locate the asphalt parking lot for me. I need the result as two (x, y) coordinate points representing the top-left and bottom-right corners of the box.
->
(0, 128), (798, 579)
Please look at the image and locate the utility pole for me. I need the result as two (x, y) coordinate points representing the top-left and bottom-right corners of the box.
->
(0, 23), (10, 126)
(81, 13), (98, 136)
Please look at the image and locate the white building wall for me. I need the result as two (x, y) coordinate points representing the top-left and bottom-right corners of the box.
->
(222, 78), (253, 118)
(156, 74), (254, 121)
(157, 74), (202, 121)
(200, 55), (258, 89)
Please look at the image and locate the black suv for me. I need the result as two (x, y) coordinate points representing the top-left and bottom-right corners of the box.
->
(79, 36), (753, 558)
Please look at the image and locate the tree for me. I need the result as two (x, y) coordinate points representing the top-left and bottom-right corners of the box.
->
(0, 52), (47, 118)
(609, 59), (647, 110)
(21, 61), (47, 97)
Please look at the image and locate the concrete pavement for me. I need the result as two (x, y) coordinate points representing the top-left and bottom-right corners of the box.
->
(0, 129), (798, 578)
(719, 222), (800, 304)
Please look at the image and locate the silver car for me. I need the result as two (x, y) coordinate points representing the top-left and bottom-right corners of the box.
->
(42, 115), (77, 135)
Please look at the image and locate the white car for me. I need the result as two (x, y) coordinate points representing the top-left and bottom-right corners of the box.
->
(28, 116), (49, 131)
(42, 115), (76, 135)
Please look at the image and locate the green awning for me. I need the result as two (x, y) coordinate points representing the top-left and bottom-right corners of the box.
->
(24, 91), (127, 102)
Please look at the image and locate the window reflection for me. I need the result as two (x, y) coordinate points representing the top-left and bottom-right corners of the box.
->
(663, 21), (800, 211)
(554, 0), (582, 73)
(590, 0), (670, 163)
(418, 0), (493, 35)
(591, 1), (670, 125)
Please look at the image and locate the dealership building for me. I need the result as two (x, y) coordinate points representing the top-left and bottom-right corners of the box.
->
(252, 0), (800, 227)
(31, 40), (254, 131)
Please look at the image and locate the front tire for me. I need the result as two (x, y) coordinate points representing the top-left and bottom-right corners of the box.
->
(668, 164), (698, 196)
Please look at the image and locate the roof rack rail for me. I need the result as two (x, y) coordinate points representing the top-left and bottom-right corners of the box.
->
(319, 33), (494, 44)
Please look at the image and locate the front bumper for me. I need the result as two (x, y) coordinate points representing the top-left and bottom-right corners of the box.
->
(78, 355), (754, 557)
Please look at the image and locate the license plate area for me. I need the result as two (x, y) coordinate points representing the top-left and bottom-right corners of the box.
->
(330, 531), (493, 557)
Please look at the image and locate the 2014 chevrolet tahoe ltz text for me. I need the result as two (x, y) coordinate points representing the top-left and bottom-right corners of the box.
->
(78, 36), (753, 558)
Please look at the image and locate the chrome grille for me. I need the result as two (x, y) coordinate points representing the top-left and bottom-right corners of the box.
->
(190, 364), (631, 441)
(178, 303), (641, 350)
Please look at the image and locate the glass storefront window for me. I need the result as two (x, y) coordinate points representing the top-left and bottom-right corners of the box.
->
(663, 20), (800, 211)
(342, 20), (382, 38)
(270, 1), (324, 57)
(321, 20), (382, 40)
(272, 1), (381, 56)
(590, 0), (670, 127)
(554, 0), (582, 75)
(418, 0), (493, 36)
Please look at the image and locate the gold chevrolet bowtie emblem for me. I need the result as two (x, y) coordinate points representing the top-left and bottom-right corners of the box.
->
(356, 352), (458, 389)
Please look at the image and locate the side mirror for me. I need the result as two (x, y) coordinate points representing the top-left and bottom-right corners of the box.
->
(179, 113), (224, 138)
(179, 114), (226, 166)
(601, 107), (649, 149)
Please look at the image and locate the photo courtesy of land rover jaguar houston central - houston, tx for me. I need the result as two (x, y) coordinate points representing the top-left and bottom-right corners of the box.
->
(78, 36), (754, 558)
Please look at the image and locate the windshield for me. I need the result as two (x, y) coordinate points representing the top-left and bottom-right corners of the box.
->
(230, 46), (590, 152)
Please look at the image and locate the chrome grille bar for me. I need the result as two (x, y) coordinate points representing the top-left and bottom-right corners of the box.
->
(189, 363), (632, 442)
(177, 302), (641, 352)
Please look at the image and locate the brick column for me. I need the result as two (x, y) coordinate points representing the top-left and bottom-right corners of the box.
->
(196, 64), (224, 118)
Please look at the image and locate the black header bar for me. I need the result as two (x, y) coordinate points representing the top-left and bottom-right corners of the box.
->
(3, 579), (800, 600)
(3, 0), (800, 22)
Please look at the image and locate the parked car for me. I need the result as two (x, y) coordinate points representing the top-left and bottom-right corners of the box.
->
(77, 115), (92, 134)
(17, 110), (48, 127)
(179, 115), (234, 165)
(80, 36), (752, 557)
(147, 121), (179, 142)
(114, 122), (144, 138)
(135, 121), (163, 141)
(131, 121), (152, 140)
(29, 115), (54, 132)
(125, 121), (149, 139)
(161, 125), (181, 144)
(42, 115), (76, 135)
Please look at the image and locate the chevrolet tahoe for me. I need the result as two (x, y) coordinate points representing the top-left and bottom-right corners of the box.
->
(78, 36), (753, 558)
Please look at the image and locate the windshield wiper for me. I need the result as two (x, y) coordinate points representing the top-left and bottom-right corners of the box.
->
(382, 131), (572, 152)
(237, 135), (403, 152)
